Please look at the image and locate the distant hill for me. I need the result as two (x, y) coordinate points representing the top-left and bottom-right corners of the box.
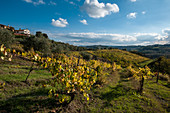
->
(84, 44), (170, 59)
(68, 49), (149, 68)
(88, 49), (149, 67)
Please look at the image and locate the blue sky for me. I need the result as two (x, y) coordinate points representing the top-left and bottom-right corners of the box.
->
(0, 0), (170, 46)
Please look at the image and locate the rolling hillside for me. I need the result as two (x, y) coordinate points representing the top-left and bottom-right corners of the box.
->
(0, 53), (169, 113)
(68, 49), (150, 68)
(84, 44), (170, 59)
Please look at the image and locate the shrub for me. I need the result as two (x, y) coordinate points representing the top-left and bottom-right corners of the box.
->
(80, 52), (93, 61)
(159, 74), (169, 81)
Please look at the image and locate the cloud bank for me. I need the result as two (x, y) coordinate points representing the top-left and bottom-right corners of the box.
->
(51, 18), (69, 27)
(81, 0), (119, 18)
(49, 29), (170, 46)
(162, 29), (170, 42)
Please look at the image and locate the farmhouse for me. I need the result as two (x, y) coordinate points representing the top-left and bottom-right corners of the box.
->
(14, 28), (30, 35)
(0, 24), (30, 36)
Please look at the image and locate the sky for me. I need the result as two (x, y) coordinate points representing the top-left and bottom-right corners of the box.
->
(0, 0), (170, 46)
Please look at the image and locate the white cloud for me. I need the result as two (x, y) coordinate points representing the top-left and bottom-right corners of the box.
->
(111, 34), (136, 42)
(49, 30), (170, 46)
(130, 0), (136, 2)
(23, 0), (32, 3)
(23, 0), (45, 5)
(134, 32), (170, 45)
(64, 0), (77, 5)
(69, 1), (76, 5)
(153, 29), (169, 44)
(55, 12), (61, 15)
(33, 0), (45, 5)
(80, 19), (88, 25)
(162, 29), (170, 43)
(51, 32), (138, 46)
(142, 11), (146, 15)
(162, 29), (170, 35)
(81, 0), (119, 18)
(127, 12), (137, 19)
(48, 1), (56, 5)
(134, 33), (159, 37)
(46, 28), (170, 46)
(51, 18), (69, 27)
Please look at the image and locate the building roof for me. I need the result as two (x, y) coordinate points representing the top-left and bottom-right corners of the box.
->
(14, 33), (29, 36)
(15, 29), (30, 31)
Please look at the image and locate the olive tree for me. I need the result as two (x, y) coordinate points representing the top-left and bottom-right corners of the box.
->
(0, 29), (14, 48)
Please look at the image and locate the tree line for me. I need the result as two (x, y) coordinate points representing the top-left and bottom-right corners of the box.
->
(0, 29), (87, 56)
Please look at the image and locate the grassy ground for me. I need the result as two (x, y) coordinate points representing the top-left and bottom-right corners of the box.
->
(86, 71), (170, 113)
(0, 56), (169, 113)
(139, 59), (154, 67)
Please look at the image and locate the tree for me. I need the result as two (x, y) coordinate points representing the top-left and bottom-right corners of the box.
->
(23, 36), (51, 55)
(35, 31), (43, 37)
(148, 56), (170, 83)
(0, 29), (14, 48)
(156, 57), (162, 83)
(34, 37), (51, 55)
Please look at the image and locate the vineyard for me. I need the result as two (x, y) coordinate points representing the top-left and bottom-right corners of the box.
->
(87, 49), (150, 67)
(0, 45), (170, 113)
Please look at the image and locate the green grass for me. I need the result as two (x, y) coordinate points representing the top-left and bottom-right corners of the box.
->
(0, 56), (169, 113)
(0, 67), (50, 81)
(139, 59), (154, 67)
(87, 74), (170, 113)
(0, 57), (51, 82)
(0, 57), (60, 112)
(0, 88), (61, 113)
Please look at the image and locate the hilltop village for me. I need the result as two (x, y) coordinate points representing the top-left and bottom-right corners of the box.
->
(0, 24), (48, 38)
(0, 24), (30, 36)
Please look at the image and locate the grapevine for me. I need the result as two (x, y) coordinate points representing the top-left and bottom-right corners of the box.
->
(128, 65), (154, 94)
(34, 54), (99, 103)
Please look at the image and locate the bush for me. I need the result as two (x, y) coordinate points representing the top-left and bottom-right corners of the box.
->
(80, 52), (93, 61)
(34, 37), (51, 55)
(23, 36), (51, 55)
(159, 74), (169, 81)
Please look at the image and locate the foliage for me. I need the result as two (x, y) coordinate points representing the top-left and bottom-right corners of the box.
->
(0, 46), (169, 112)
(11, 43), (24, 52)
(80, 51), (93, 61)
(132, 66), (153, 80)
(0, 29), (14, 48)
(0, 44), (13, 61)
(127, 65), (154, 94)
(137, 44), (170, 59)
(16, 50), (117, 103)
(112, 62), (122, 72)
(33, 54), (99, 103)
(0, 82), (5, 90)
(88, 49), (149, 67)
(148, 56), (170, 75)
(22, 36), (51, 55)
(86, 44), (170, 59)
